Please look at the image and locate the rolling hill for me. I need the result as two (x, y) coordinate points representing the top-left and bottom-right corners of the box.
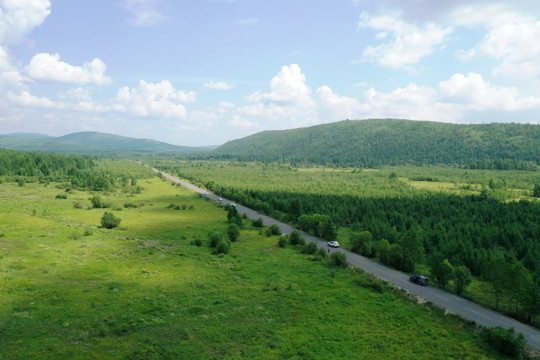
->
(0, 131), (213, 154)
(214, 119), (540, 168)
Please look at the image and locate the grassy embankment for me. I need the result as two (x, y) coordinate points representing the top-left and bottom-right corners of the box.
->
(0, 176), (513, 359)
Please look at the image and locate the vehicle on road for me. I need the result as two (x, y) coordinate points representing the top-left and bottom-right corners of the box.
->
(409, 275), (429, 286)
(327, 241), (340, 248)
(218, 198), (223, 201)
(203, 192), (208, 195)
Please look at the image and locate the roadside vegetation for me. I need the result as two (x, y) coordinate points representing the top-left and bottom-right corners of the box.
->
(152, 160), (540, 328)
(0, 155), (529, 359)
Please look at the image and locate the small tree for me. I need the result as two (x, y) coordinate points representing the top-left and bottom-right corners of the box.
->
(350, 231), (373, 256)
(208, 232), (222, 248)
(289, 230), (305, 246)
(215, 239), (230, 255)
(301, 242), (318, 255)
(533, 184), (540, 197)
(329, 252), (347, 268)
(277, 236), (287, 248)
(483, 326), (526, 359)
(320, 217), (337, 242)
(226, 205), (242, 226)
(252, 218), (264, 228)
(265, 224), (281, 236)
(101, 212), (121, 229)
(227, 224), (240, 242)
(91, 195), (110, 209)
(432, 258), (454, 289)
(453, 265), (472, 295)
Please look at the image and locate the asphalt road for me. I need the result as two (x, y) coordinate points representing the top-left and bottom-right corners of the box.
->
(151, 166), (540, 351)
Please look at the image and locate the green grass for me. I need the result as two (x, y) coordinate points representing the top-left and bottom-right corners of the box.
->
(0, 178), (512, 359)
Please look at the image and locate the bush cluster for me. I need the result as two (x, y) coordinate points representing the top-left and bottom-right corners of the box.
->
(482, 327), (525, 359)
(101, 212), (121, 229)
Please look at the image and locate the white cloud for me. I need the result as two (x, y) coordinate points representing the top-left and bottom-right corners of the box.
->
(317, 85), (361, 121)
(234, 64), (318, 130)
(455, 13), (540, 80)
(359, 12), (453, 69)
(8, 90), (56, 108)
(203, 81), (235, 90)
(114, 80), (195, 118)
(0, 46), (12, 70)
(366, 84), (457, 121)
(439, 72), (540, 111)
(0, 0), (51, 45)
(26, 53), (112, 85)
(121, 0), (167, 27)
(449, 4), (540, 81)
(229, 115), (258, 130)
(246, 64), (314, 107)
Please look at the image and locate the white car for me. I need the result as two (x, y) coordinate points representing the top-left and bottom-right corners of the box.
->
(327, 241), (340, 248)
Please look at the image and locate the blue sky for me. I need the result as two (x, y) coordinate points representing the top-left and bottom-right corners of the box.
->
(1, 0), (539, 146)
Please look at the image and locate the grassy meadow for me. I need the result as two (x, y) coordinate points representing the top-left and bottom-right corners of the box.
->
(0, 176), (517, 359)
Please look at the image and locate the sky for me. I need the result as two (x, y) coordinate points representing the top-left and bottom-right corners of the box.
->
(1, 0), (539, 146)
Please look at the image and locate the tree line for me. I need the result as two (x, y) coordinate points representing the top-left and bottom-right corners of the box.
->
(0, 149), (94, 178)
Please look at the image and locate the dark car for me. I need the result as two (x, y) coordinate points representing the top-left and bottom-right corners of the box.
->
(409, 275), (429, 286)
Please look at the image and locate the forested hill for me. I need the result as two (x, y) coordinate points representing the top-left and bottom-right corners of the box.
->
(0, 132), (212, 154)
(214, 119), (540, 169)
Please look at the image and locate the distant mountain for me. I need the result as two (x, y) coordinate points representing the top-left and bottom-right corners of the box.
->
(5, 133), (54, 140)
(0, 131), (212, 154)
(214, 119), (540, 168)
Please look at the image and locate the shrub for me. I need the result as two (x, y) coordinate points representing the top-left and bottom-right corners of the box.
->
(208, 232), (221, 248)
(193, 238), (203, 247)
(277, 236), (287, 248)
(252, 218), (264, 228)
(329, 252), (347, 268)
(55, 193), (68, 199)
(316, 247), (328, 259)
(289, 230), (305, 246)
(483, 327), (525, 359)
(355, 275), (385, 293)
(265, 224), (281, 237)
(227, 224), (240, 242)
(301, 242), (318, 254)
(124, 202), (138, 208)
(101, 212), (121, 229)
(215, 239), (230, 255)
(91, 195), (110, 209)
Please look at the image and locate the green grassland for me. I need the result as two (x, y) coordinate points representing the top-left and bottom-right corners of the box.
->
(0, 177), (511, 359)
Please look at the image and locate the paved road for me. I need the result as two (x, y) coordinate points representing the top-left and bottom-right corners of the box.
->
(151, 166), (540, 351)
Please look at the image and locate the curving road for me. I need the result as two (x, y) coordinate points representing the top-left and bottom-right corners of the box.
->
(150, 165), (540, 351)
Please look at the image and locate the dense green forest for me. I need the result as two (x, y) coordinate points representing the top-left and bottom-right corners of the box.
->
(212, 119), (540, 168)
(0, 149), (94, 178)
(0, 149), (154, 190)
(155, 160), (540, 325)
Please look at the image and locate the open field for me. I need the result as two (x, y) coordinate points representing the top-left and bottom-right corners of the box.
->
(0, 177), (512, 359)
